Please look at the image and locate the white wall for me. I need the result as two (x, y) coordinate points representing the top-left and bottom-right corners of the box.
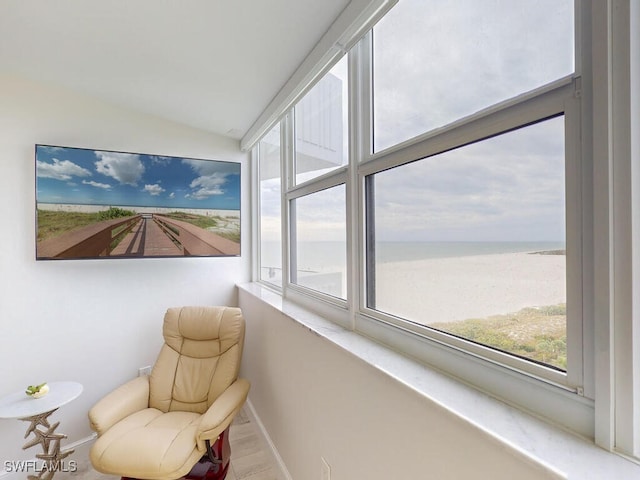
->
(238, 289), (561, 480)
(0, 74), (250, 466)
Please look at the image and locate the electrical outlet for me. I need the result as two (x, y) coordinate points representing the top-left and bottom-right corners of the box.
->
(321, 457), (331, 480)
(138, 365), (152, 377)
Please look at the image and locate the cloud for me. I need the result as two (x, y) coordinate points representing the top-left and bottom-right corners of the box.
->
(259, 179), (281, 217)
(168, 192), (175, 199)
(180, 158), (240, 200)
(373, 0), (574, 150)
(293, 185), (346, 242)
(94, 152), (145, 186)
(187, 173), (227, 200)
(362, 0), (573, 241)
(182, 158), (240, 176)
(82, 180), (112, 190)
(149, 155), (172, 166)
(143, 184), (165, 196)
(37, 146), (66, 154)
(256, 1), (572, 244)
(36, 159), (92, 181)
(371, 117), (565, 241)
(259, 216), (282, 242)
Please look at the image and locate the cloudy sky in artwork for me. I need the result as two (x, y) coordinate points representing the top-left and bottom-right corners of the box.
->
(36, 145), (240, 210)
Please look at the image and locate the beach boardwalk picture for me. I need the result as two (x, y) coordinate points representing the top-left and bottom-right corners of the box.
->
(35, 145), (241, 260)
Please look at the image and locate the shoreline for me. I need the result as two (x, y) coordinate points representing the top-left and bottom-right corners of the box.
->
(530, 249), (566, 256)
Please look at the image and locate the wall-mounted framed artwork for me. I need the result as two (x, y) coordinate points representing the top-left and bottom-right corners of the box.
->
(35, 144), (241, 260)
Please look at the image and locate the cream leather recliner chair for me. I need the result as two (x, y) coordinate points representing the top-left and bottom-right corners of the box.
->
(88, 306), (250, 480)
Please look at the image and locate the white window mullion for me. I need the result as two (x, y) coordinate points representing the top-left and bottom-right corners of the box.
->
(358, 32), (374, 162)
(347, 34), (373, 327)
(281, 113), (294, 294)
(590, 0), (615, 453)
(631, 0), (640, 457)
(565, 86), (585, 394)
(251, 147), (260, 282)
(346, 47), (359, 330)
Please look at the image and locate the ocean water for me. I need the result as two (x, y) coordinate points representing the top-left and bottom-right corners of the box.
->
(374, 241), (565, 264)
(262, 240), (566, 274)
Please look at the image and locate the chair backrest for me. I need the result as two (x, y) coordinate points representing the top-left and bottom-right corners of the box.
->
(149, 306), (245, 414)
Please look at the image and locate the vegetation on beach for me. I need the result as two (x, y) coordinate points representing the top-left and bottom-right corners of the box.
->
(37, 209), (240, 244)
(37, 207), (135, 242)
(97, 207), (136, 220)
(431, 303), (567, 370)
(164, 211), (240, 243)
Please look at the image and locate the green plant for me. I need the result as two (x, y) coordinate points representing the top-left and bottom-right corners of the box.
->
(431, 304), (567, 370)
(97, 207), (136, 220)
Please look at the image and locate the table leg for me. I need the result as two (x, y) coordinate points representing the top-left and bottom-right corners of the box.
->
(19, 409), (74, 480)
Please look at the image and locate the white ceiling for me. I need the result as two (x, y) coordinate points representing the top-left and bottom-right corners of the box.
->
(0, 0), (351, 140)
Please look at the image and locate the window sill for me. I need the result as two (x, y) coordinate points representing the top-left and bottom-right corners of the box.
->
(238, 282), (639, 479)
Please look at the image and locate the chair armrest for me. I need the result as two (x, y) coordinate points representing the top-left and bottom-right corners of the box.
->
(196, 378), (250, 451)
(88, 375), (150, 436)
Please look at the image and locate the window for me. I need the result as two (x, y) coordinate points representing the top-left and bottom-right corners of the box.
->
(294, 57), (349, 185)
(251, 0), (640, 455)
(372, 0), (574, 152)
(290, 184), (347, 299)
(258, 124), (282, 287)
(283, 55), (351, 301)
(366, 116), (567, 370)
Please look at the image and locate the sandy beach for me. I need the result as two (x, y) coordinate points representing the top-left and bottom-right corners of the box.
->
(374, 251), (566, 325)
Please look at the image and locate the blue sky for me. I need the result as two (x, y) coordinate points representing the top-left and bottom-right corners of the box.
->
(36, 145), (240, 210)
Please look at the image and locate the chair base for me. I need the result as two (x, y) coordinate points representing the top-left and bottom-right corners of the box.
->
(121, 427), (231, 480)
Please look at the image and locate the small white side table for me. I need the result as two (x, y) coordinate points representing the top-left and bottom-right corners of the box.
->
(0, 381), (83, 480)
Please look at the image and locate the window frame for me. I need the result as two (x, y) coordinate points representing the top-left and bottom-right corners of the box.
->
(346, 23), (588, 431)
(288, 178), (349, 303)
(292, 56), (350, 186)
(356, 73), (583, 384)
(255, 123), (284, 289)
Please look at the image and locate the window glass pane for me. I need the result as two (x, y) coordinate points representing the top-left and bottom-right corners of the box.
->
(294, 56), (349, 184)
(259, 124), (282, 286)
(292, 185), (347, 299)
(367, 117), (567, 370)
(373, 0), (575, 152)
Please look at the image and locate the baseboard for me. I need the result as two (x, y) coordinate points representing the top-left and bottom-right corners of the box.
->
(244, 398), (293, 480)
(0, 433), (97, 480)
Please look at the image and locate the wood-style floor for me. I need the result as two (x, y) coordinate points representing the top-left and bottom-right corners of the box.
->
(58, 408), (278, 480)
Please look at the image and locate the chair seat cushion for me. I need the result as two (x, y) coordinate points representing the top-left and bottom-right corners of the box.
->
(90, 408), (203, 480)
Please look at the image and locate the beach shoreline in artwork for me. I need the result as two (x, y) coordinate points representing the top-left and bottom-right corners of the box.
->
(374, 250), (566, 325)
(37, 202), (239, 218)
(37, 202), (241, 235)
